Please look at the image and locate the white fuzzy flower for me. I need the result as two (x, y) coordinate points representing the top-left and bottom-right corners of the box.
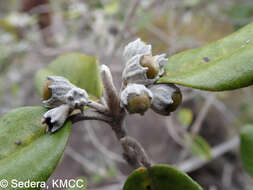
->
(42, 104), (70, 133)
(43, 76), (89, 110)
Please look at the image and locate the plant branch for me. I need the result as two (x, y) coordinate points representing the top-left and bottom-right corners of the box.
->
(121, 136), (152, 169)
(87, 100), (109, 113)
(68, 64), (152, 170)
(65, 146), (107, 176)
(176, 136), (239, 173)
(177, 94), (215, 162)
(190, 94), (215, 135)
(69, 110), (113, 124)
(86, 121), (125, 163)
(110, 0), (141, 54)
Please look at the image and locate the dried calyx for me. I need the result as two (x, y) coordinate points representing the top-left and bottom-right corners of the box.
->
(120, 84), (153, 115)
(149, 83), (182, 116)
(42, 76), (89, 110)
(122, 38), (167, 85)
(42, 76), (89, 133)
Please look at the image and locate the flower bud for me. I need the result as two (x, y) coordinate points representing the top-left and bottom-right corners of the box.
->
(120, 84), (153, 115)
(140, 55), (159, 79)
(42, 76), (89, 110)
(149, 83), (182, 115)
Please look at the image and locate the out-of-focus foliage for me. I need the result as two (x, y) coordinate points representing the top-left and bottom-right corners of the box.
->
(177, 108), (193, 127)
(227, 2), (253, 29)
(1, 12), (35, 36)
(240, 125), (253, 178)
(185, 135), (211, 160)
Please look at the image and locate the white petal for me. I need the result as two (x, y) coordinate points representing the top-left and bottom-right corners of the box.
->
(123, 38), (152, 61)
(42, 104), (70, 133)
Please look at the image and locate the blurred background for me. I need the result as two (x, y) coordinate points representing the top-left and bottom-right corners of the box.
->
(0, 0), (253, 189)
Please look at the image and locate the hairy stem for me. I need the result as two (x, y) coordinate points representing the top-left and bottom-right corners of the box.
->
(121, 136), (151, 168)
(69, 64), (152, 170)
(87, 100), (109, 114)
(69, 110), (113, 124)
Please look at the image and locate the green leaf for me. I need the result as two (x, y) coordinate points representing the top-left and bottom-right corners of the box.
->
(185, 135), (211, 160)
(160, 22), (253, 91)
(123, 164), (203, 190)
(0, 106), (71, 188)
(34, 53), (102, 98)
(177, 108), (193, 127)
(240, 124), (253, 177)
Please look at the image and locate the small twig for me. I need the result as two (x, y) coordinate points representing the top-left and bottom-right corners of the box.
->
(211, 97), (237, 125)
(222, 163), (233, 188)
(69, 110), (112, 124)
(165, 117), (185, 147)
(121, 136), (152, 169)
(86, 121), (125, 163)
(190, 94), (215, 135)
(87, 100), (109, 113)
(176, 136), (239, 173)
(110, 0), (141, 53)
(65, 146), (107, 175)
(178, 94), (215, 162)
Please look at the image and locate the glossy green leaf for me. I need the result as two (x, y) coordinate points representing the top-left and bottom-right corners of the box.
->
(0, 106), (71, 189)
(34, 53), (102, 98)
(240, 124), (253, 177)
(123, 164), (203, 190)
(160, 22), (253, 91)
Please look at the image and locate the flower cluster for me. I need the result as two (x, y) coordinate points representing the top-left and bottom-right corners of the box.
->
(120, 39), (182, 115)
(41, 38), (182, 133)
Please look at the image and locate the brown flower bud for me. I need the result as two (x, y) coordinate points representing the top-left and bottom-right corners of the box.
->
(120, 84), (153, 115)
(140, 55), (159, 79)
(127, 92), (151, 115)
